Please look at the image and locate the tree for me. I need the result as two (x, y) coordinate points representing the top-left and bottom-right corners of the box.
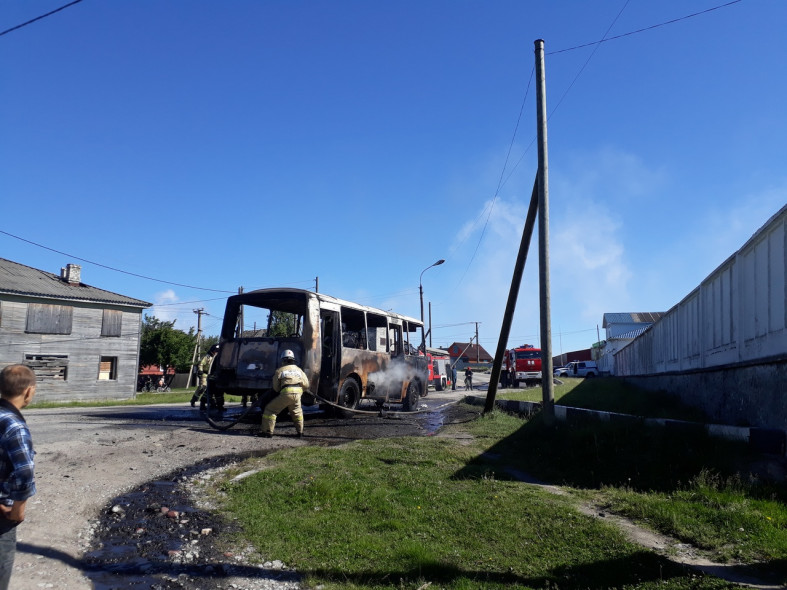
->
(268, 310), (299, 337)
(139, 315), (198, 373)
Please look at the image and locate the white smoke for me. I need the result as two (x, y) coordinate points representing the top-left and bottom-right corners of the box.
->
(368, 362), (419, 393)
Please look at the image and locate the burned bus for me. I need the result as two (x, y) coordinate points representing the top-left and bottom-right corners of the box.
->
(206, 288), (427, 424)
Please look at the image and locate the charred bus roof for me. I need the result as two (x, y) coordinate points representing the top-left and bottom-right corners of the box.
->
(220, 288), (423, 337)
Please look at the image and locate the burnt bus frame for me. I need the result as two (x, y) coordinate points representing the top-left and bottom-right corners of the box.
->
(209, 288), (427, 411)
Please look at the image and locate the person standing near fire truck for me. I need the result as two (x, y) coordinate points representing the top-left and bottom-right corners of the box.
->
(260, 349), (309, 438)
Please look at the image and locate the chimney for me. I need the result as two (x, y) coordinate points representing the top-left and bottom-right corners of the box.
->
(60, 264), (82, 285)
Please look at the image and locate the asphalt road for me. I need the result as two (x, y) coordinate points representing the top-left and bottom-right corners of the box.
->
(13, 384), (476, 589)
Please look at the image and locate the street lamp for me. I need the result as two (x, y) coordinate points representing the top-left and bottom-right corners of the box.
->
(419, 259), (445, 350)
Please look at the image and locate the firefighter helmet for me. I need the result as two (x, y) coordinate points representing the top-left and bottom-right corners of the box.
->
(281, 349), (295, 362)
(209, 344), (219, 354)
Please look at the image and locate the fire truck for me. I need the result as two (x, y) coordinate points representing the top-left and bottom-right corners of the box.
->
(504, 344), (542, 387)
(426, 351), (452, 391)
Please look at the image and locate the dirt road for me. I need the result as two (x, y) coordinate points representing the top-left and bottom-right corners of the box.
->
(14, 389), (466, 589)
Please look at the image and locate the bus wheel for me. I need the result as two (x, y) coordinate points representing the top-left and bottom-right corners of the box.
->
(403, 380), (421, 412)
(336, 379), (360, 418)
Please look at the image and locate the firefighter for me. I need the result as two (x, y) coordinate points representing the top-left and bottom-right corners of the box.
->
(260, 349), (309, 438)
(191, 344), (219, 409)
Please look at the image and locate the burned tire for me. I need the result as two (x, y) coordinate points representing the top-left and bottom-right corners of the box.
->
(403, 380), (421, 412)
(335, 378), (360, 418)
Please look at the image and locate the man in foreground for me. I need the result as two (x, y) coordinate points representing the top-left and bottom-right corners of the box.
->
(0, 364), (37, 590)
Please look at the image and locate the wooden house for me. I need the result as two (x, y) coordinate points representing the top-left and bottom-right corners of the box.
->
(0, 258), (151, 402)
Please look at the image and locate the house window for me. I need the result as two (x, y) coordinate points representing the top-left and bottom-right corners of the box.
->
(24, 354), (68, 381)
(101, 310), (122, 337)
(26, 303), (73, 335)
(98, 356), (118, 380)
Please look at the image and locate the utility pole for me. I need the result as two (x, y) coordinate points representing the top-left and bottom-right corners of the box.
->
(536, 39), (555, 426)
(475, 322), (480, 363)
(315, 276), (319, 293)
(236, 287), (244, 337)
(484, 177), (539, 414)
(187, 308), (205, 388)
(428, 302), (432, 348)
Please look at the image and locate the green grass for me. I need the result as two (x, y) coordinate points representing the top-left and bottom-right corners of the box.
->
(599, 470), (787, 564)
(497, 377), (709, 422)
(207, 406), (785, 589)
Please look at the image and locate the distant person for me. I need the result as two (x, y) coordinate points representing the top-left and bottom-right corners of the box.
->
(0, 365), (37, 590)
(464, 366), (473, 390)
(260, 349), (309, 438)
(191, 344), (219, 409)
(451, 365), (457, 391)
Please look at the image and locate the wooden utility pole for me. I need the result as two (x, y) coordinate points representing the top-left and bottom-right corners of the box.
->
(475, 323), (480, 363)
(535, 39), (555, 426)
(428, 302), (432, 348)
(484, 178), (539, 414)
(236, 287), (244, 337)
(187, 308), (205, 388)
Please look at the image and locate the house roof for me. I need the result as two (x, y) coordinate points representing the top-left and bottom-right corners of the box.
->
(445, 342), (493, 361)
(602, 312), (666, 328)
(0, 258), (151, 309)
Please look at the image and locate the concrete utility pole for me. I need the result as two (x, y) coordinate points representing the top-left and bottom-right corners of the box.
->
(535, 39), (555, 426)
(315, 276), (319, 293)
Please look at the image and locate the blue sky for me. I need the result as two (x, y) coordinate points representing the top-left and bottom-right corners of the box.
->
(2, 0), (785, 356)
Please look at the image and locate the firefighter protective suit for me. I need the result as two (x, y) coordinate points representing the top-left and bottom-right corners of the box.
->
(191, 347), (218, 408)
(261, 359), (309, 437)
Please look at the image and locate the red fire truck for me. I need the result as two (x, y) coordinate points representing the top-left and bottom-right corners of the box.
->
(504, 344), (542, 387)
(426, 351), (452, 391)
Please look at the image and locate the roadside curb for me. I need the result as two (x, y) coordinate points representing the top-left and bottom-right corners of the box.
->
(463, 395), (787, 457)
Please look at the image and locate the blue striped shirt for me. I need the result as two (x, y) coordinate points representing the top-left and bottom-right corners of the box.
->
(0, 399), (36, 503)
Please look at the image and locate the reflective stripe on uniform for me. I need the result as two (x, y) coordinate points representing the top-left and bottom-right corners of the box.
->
(280, 386), (303, 393)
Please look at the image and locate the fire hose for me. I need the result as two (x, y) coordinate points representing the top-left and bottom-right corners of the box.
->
(307, 389), (463, 417)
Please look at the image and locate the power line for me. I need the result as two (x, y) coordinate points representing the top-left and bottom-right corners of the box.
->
(547, 0), (743, 55)
(0, 0), (84, 37)
(0, 229), (236, 293)
(548, 0), (631, 119)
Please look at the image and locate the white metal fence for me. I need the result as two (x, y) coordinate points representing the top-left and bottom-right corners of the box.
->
(616, 204), (787, 376)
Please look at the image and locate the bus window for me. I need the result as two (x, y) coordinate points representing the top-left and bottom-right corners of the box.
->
(388, 324), (401, 356)
(366, 312), (388, 352)
(341, 306), (366, 350)
(403, 321), (423, 356)
(238, 305), (302, 338)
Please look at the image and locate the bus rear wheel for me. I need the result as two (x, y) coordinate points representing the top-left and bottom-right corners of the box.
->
(403, 380), (421, 412)
(335, 379), (360, 418)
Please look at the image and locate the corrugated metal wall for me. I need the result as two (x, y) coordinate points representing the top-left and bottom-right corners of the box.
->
(617, 204), (787, 376)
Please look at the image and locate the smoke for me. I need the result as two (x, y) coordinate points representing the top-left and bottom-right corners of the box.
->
(368, 362), (418, 392)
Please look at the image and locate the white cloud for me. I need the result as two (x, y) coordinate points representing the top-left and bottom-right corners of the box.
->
(150, 289), (181, 324)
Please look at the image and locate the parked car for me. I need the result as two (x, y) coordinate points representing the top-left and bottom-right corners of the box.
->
(553, 366), (569, 377)
(562, 360), (598, 378)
